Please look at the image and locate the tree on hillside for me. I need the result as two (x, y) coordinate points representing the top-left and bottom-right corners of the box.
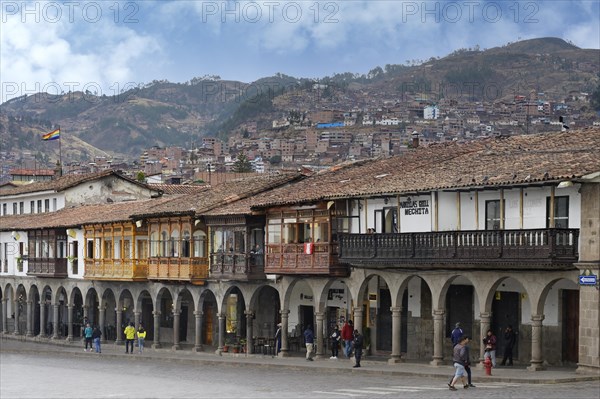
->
(232, 151), (252, 173)
(591, 81), (600, 112)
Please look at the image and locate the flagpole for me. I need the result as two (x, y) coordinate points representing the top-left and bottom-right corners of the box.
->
(58, 125), (62, 175)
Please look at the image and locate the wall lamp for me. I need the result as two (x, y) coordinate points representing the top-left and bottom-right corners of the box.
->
(557, 181), (573, 189)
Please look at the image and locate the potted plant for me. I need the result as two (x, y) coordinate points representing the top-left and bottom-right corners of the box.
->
(239, 338), (247, 353)
(223, 338), (232, 353)
(67, 255), (77, 263)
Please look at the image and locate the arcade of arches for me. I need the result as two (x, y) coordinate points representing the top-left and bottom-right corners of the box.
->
(0, 269), (583, 370)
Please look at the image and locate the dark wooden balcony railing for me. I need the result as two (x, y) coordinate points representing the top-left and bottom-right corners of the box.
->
(148, 258), (208, 285)
(209, 253), (265, 281)
(338, 229), (579, 270)
(265, 243), (349, 276)
(27, 258), (68, 278)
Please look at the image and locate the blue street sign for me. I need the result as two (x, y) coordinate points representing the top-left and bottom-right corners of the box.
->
(579, 275), (597, 285)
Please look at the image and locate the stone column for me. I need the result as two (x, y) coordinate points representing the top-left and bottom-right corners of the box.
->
(353, 307), (364, 334)
(479, 312), (492, 366)
(315, 311), (325, 359)
(152, 310), (161, 349)
(527, 314), (545, 371)
(389, 306), (403, 364)
(51, 304), (59, 339)
(279, 309), (290, 357)
(430, 309), (445, 366)
(38, 300), (45, 337)
(245, 310), (253, 355)
(172, 311), (181, 350)
(576, 182), (600, 374)
(13, 298), (20, 335)
(99, 306), (106, 343)
(26, 300), (34, 337)
(193, 310), (203, 352)
(115, 310), (123, 344)
(2, 299), (8, 334)
(66, 304), (74, 342)
(134, 311), (141, 330)
(216, 313), (225, 354)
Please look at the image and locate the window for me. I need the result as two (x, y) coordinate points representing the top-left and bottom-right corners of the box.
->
(267, 210), (331, 246)
(37, 200), (42, 213)
(87, 240), (94, 259)
(19, 202), (24, 215)
(547, 196), (569, 228)
(160, 230), (168, 256)
(12, 202), (17, 215)
(210, 228), (245, 254)
(44, 199), (50, 212)
(137, 239), (147, 259)
(30, 201), (34, 214)
(192, 231), (206, 257)
(2, 203), (6, 216)
(103, 239), (112, 258)
(52, 198), (57, 211)
(150, 232), (159, 257)
(485, 200), (504, 230)
(123, 239), (131, 259)
(170, 229), (180, 257)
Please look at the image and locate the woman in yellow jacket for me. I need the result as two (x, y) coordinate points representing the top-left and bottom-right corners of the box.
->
(137, 325), (147, 354)
(124, 322), (136, 354)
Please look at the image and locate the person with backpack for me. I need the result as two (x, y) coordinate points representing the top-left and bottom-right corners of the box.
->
(83, 323), (93, 352)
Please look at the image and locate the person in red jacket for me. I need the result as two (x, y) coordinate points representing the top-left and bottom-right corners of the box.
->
(341, 320), (354, 358)
(483, 329), (497, 367)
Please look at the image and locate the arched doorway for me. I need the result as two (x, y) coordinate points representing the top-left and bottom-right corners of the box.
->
(201, 290), (217, 346)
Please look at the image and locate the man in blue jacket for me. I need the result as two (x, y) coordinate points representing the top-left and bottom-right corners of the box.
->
(304, 325), (314, 361)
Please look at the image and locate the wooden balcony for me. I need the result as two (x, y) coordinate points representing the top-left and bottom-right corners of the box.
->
(338, 229), (579, 270)
(209, 253), (266, 281)
(27, 258), (68, 278)
(265, 243), (349, 277)
(147, 258), (208, 285)
(84, 259), (148, 281)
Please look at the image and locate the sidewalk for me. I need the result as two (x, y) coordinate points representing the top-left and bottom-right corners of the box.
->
(1, 334), (598, 384)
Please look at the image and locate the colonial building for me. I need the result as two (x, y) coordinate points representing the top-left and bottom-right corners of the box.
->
(0, 129), (598, 374)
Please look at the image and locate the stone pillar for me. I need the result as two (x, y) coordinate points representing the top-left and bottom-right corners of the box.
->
(389, 306), (403, 364)
(66, 305), (74, 342)
(2, 299), (8, 334)
(152, 310), (161, 349)
(172, 311), (181, 350)
(193, 310), (203, 352)
(13, 298), (20, 335)
(38, 301), (45, 337)
(353, 307), (364, 334)
(51, 304), (59, 339)
(315, 311), (325, 359)
(430, 309), (445, 366)
(26, 300), (33, 337)
(279, 309), (290, 357)
(134, 311), (141, 331)
(245, 310), (253, 355)
(99, 307), (106, 343)
(115, 310), (123, 344)
(479, 312), (492, 365)
(527, 314), (546, 371)
(216, 313), (225, 354)
(576, 182), (600, 374)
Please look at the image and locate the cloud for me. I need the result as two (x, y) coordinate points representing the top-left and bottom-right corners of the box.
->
(1, 2), (161, 102)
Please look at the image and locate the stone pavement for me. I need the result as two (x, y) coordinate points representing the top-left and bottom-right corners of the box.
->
(1, 335), (598, 385)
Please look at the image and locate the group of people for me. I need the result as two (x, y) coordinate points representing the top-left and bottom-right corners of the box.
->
(301, 319), (364, 368)
(448, 322), (517, 391)
(81, 320), (147, 355)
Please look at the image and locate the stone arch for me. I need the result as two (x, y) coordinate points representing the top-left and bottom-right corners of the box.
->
(84, 287), (99, 326)
(173, 287), (195, 345)
(53, 286), (68, 337)
(12, 284), (27, 335)
(153, 286), (175, 346)
(220, 284), (247, 346)
(281, 277), (319, 335)
(249, 284), (280, 341)
(39, 284), (52, 336)
(70, 287), (85, 338)
(27, 284), (41, 336)
(136, 289), (154, 341)
(118, 288), (135, 327)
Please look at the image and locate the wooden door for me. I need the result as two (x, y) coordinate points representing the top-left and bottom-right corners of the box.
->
(562, 290), (579, 363)
(203, 302), (214, 346)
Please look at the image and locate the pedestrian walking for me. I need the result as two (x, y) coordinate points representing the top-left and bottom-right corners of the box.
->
(124, 322), (136, 354)
(483, 329), (497, 367)
(303, 325), (315, 361)
(330, 325), (341, 359)
(92, 325), (102, 353)
(341, 319), (354, 358)
(352, 329), (364, 368)
(83, 323), (93, 352)
(137, 324), (147, 354)
(451, 322), (463, 347)
(449, 335), (470, 390)
(448, 336), (475, 387)
(500, 325), (516, 366)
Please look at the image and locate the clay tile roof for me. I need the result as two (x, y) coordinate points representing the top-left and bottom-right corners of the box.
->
(148, 184), (209, 195)
(235, 128), (600, 208)
(0, 170), (158, 197)
(132, 172), (303, 218)
(0, 198), (170, 231)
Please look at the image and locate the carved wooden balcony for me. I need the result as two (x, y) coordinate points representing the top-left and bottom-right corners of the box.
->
(209, 252), (267, 281)
(27, 258), (68, 278)
(265, 243), (349, 277)
(147, 257), (208, 285)
(84, 259), (148, 281)
(338, 228), (579, 270)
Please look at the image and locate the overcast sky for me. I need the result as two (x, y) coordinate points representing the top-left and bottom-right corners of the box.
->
(1, 0), (599, 102)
